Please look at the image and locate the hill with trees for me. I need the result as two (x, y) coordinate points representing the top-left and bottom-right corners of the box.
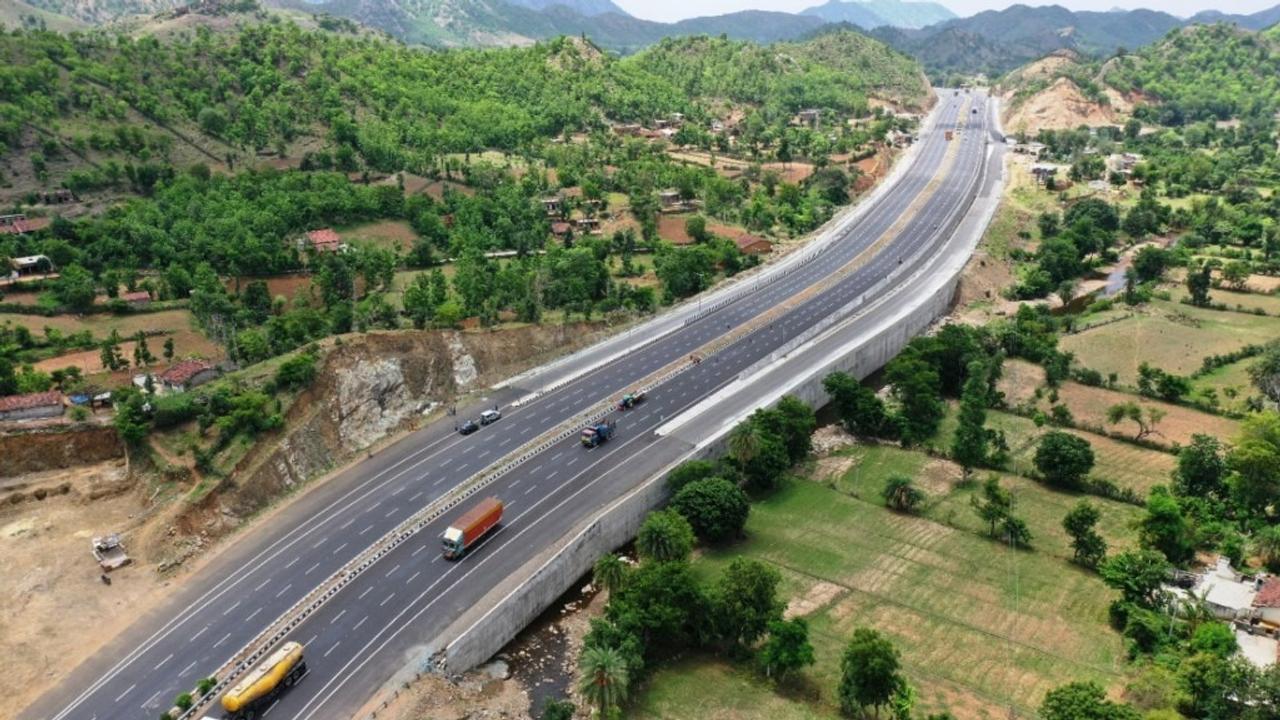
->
(799, 0), (954, 30)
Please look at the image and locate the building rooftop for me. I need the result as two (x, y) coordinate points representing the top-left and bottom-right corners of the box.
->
(0, 390), (62, 412)
(159, 359), (214, 386)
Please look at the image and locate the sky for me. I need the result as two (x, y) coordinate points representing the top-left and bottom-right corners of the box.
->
(613, 0), (1280, 23)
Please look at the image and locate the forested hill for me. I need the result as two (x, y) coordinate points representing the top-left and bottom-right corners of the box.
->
(1105, 24), (1280, 124)
(0, 23), (927, 200)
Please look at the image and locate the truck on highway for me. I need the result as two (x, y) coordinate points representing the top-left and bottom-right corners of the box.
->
(616, 391), (645, 410)
(581, 420), (617, 448)
(220, 641), (307, 720)
(442, 497), (504, 559)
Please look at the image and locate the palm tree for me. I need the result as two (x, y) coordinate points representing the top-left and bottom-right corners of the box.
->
(593, 553), (626, 595)
(577, 645), (629, 718)
(729, 424), (761, 468)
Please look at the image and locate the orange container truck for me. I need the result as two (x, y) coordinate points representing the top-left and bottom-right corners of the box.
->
(441, 497), (504, 559)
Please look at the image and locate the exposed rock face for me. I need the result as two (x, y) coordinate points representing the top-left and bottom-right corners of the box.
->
(336, 357), (414, 452)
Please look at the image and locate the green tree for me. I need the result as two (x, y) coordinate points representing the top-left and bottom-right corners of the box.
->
(163, 336), (175, 362)
(1247, 342), (1280, 404)
(1105, 401), (1165, 441)
(1099, 550), (1170, 607)
(402, 272), (438, 329)
(1062, 500), (1107, 569)
(711, 558), (782, 652)
(951, 360), (991, 476)
(55, 264), (97, 312)
(1227, 411), (1280, 516)
(971, 476), (1012, 538)
(1139, 487), (1194, 564)
(1186, 261), (1213, 307)
(1041, 681), (1140, 720)
(666, 459), (718, 494)
(539, 700), (575, 720)
(113, 391), (150, 446)
(886, 354), (943, 446)
(729, 420), (790, 492)
(758, 618), (815, 681)
(839, 628), (906, 719)
(823, 372), (891, 438)
(636, 509), (694, 563)
(671, 477), (750, 544)
(685, 215), (710, 243)
(1034, 431), (1095, 489)
(132, 331), (154, 367)
(593, 553), (627, 595)
(881, 475), (925, 514)
(576, 646), (629, 718)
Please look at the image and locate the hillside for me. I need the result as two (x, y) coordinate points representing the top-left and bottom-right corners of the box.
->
(799, 0), (954, 30)
(874, 4), (1280, 80)
(997, 50), (1134, 134)
(0, 0), (86, 29)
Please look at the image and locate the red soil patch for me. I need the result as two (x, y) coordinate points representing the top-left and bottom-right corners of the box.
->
(761, 162), (815, 185)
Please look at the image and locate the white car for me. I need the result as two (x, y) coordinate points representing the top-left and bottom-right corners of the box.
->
(480, 409), (501, 425)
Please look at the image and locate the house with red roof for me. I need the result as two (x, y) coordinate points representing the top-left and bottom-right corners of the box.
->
(158, 359), (219, 393)
(121, 290), (151, 308)
(303, 228), (343, 254)
(0, 390), (64, 422)
(1254, 578), (1280, 625)
(734, 234), (773, 255)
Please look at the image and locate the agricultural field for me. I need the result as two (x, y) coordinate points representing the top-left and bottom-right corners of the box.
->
(0, 309), (223, 371)
(630, 475), (1135, 719)
(1059, 299), (1280, 384)
(336, 219), (421, 253)
(1166, 285), (1280, 316)
(1192, 358), (1256, 415)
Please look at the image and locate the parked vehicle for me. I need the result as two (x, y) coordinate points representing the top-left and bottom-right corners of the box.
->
(458, 419), (479, 435)
(581, 421), (617, 448)
(480, 409), (501, 425)
(442, 497), (504, 559)
(221, 641), (307, 719)
(616, 391), (646, 410)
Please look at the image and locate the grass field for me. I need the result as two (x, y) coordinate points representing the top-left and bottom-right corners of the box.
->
(1167, 285), (1280, 315)
(1060, 299), (1280, 384)
(1192, 357), (1256, 414)
(337, 219), (420, 252)
(0, 309), (223, 367)
(629, 474), (1135, 719)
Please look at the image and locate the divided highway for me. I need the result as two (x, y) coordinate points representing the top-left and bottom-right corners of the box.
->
(27, 90), (993, 720)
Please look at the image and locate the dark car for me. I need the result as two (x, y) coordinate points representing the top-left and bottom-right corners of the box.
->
(458, 419), (479, 435)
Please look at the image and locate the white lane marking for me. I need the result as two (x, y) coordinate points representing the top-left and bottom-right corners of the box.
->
(509, 479), (521, 489)
(305, 634), (317, 646)
(215, 633), (232, 648)
(284, 557), (300, 569)
(311, 536), (328, 549)
(246, 607), (262, 623)
(412, 544), (428, 557)
(430, 555), (441, 564)
(142, 689), (162, 709)
(478, 450), (491, 459)
(324, 641), (341, 658)
(367, 500), (382, 512)
(524, 485), (537, 496)
(222, 600), (241, 616)
(440, 457), (453, 467)
(353, 616), (368, 631)
(358, 586), (374, 600)
(379, 592), (396, 607)
(275, 584), (292, 599)
(385, 563), (401, 578)
(330, 609), (347, 625)
(191, 625), (208, 640)
(178, 660), (197, 677)
(385, 508), (397, 518)
(390, 486), (404, 496)
(551, 451), (564, 461)
(432, 477), (445, 487)
(332, 542), (348, 555)
(152, 654), (172, 671)
(253, 577), (271, 592)
(339, 517), (355, 530)
(114, 684), (136, 703)
(359, 524), (374, 536)
(305, 562), (321, 575)
(263, 699), (281, 717)
(409, 491), (424, 502)
(407, 570), (421, 585)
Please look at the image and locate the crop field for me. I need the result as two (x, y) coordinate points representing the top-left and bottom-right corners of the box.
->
(337, 219), (420, 252)
(1167, 286), (1280, 315)
(630, 477), (1134, 719)
(0, 309), (223, 368)
(1059, 300), (1280, 384)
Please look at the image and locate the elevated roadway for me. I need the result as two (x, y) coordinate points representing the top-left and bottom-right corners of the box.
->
(27, 89), (996, 720)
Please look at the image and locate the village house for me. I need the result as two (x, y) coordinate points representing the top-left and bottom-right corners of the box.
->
(612, 123), (643, 137)
(121, 290), (151, 308)
(0, 390), (64, 422)
(301, 228), (343, 254)
(8, 254), (54, 278)
(1011, 142), (1047, 159)
(1177, 558), (1279, 668)
(158, 359), (219, 393)
(0, 214), (51, 236)
(550, 220), (573, 241)
(734, 234), (773, 255)
(793, 109), (821, 128)
(574, 217), (601, 235)
(659, 190), (684, 211)
(39, 189), (75, 204)
(541, 195), (564, 218)
(1030, 163), (1060, 186)
(1106, 152), (1144, 177)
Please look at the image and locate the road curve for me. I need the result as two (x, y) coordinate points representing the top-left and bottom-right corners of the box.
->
(26, 90), (993, 720)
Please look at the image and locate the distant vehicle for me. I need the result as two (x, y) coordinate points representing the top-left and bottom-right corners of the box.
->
(971, 108), (978, 114)
(480, 409), (501, 425)
(442, 497), (504, 559)
(581, 421), (617, 448)
(221, 641), (307, 720)
(458, 419), (479, 435)
(617, 391), (646, 410)
(944, 130), (954, 141)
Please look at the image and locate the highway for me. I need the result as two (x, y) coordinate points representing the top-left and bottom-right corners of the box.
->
(26, 90), (993, 720)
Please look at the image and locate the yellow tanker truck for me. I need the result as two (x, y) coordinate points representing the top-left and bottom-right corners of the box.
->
(220, 641), (307, 719)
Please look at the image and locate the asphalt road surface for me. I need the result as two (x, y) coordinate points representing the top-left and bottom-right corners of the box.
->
(28, 90), (993, 720)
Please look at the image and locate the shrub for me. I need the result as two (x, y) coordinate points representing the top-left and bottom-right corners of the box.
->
(275, 351), (318, 390)
(151, 393), (200, 429)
